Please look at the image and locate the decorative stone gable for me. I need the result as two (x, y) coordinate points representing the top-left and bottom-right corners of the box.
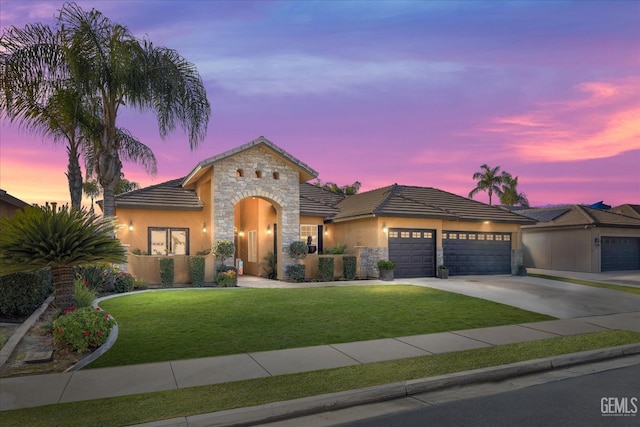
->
(211, 145), (301, 278)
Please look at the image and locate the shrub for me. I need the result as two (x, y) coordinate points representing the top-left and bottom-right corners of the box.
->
(53, 306), (115, 353)
(74, 265), (116, 293)
(114, 272), (135, 293)
(213, 240), (235, 267)
(343, 256), (357, 280)
(288, 241), (308, 260)
(263, 251), (278, 279)
(190, 256), (205, 287)
(377, 260), (396, 271)
(159, 258), (174, 288)
(215, 269), (237, 287)
(216, 264), (238, 275)
(0, 269), (53, 318)
(318, 257), (334, 282)
(74, 279), (97, 308)
(326, 243), (347, 254)
(131, 248), (143, 255)
(285, 264), (306, 282)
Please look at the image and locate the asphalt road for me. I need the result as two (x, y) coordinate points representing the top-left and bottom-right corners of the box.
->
(341, 363), (640, 427)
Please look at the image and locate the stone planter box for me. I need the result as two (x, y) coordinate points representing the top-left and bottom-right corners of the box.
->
(438, 268), (449, 279)
(379, 269), (394, 281)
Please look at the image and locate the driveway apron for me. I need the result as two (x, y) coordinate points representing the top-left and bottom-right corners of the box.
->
(405, 275), (640, 318)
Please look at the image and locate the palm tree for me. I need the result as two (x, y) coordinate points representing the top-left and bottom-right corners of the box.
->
(1, 19), (157, 211)
(0, 203), (126, 310)
(468, 164), (505, 206)
(60, 3), (210, 217)
(1, 3), (210, 217)
(82, 179), (101, 212)
(500, 173), (530, 207)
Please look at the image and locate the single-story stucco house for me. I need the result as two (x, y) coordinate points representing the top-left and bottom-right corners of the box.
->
(112, 137), (536, 283)
(519, 205), (640, 272)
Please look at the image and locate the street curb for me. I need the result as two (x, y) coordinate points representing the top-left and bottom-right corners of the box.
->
(137, 343), (640, 427)
(0, 295), (54, 368)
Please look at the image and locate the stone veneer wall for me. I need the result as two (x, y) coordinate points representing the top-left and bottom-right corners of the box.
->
(356, 246), (388, 279)
(211, 146), (301, 279)
(511, 249), (524, 275)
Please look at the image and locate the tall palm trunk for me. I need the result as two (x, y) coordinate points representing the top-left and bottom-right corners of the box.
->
(52, 266), (75, 311)
(66, 143), (83, 210)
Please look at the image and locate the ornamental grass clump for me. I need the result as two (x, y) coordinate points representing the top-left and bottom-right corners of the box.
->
(53, 306), (115, 352)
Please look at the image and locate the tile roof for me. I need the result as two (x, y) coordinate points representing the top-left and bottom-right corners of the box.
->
(299, 183), (344, 217)
(183, 136), (318, 186)
(519, 205), (640, 229)
(610, 204), (640, 219)
(332, 184), (535, 224)
(0, 189), (28, 209)
(114, 178), (203, 211)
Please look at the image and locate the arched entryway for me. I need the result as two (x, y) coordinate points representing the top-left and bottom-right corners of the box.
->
(233, 196), (281, 277)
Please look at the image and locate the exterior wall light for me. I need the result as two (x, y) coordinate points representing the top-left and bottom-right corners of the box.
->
(128, 220), (134, 232)
(239, 230), (244, 237)
(202, 223), (207, 234)
(594, 237), (600, 246)
(267, 224), (272, 235)
(324, 227), (329, 236)
(382, 222), (388, 233)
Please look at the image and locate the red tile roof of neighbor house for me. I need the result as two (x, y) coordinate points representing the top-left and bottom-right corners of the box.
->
(518, 205), (640, 229)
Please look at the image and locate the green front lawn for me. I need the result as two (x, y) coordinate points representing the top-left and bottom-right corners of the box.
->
(5, 330), (640, 427)
(91, 285), (553, 368)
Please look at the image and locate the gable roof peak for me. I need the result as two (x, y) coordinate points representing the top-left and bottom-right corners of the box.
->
(183, 136), (318, 186)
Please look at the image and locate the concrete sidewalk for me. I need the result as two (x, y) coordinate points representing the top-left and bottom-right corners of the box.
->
(2, 311), (638, 412)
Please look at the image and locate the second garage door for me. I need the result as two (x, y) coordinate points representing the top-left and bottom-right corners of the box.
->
(601, 236), (640, 271)
(443, 231), (512, 275)
(388, 229), (436, 278)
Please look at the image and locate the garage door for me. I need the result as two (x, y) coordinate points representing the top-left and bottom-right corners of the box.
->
(443, 231), (511, 275)
(601, 237), (640, 271)
(388, 229), (435, 278)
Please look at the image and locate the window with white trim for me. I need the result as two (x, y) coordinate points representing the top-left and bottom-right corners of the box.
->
(300, 224), (317, 245)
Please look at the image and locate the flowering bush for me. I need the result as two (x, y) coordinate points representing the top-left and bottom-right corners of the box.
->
(114, 272), (135, 293)
(53, 306), (115, 352)
(215, 269), (237, 287)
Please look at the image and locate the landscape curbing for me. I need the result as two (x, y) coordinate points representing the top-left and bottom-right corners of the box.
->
(133, 342), (640, 427)
(0, 295), (54, 368)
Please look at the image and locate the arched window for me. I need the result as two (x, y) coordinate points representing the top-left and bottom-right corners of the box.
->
(236, 169), (244, 177)
(273, 171), (280, 180)
(255, 170), (262, 178)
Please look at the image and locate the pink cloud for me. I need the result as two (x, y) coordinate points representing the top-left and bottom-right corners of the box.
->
(481, 76), (640, 162)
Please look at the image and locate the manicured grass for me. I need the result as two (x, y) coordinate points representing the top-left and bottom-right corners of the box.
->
(90, 286), (553, 368)
(529, 274), (640, 295)
(4, 330), (640, 427)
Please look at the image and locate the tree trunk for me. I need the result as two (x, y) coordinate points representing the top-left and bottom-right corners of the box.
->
(66, 144), (83, 210)
(97, 104), (121, 218)
(52, 266), (75, 311)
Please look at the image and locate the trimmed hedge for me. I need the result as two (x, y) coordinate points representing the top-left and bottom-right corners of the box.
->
(318, 257), (334, 282)
(159, 258), (174, 288)
(343, 256), (356, 280)
(285, 264), (306, 282)
(0, 269), (53, 318)
(190, 257), (205, 287)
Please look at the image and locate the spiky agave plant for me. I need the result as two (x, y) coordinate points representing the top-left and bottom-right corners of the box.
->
(0, 203), (126, 310)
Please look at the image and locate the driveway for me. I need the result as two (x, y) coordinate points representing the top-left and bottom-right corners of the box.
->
(404, 272), (640, 319)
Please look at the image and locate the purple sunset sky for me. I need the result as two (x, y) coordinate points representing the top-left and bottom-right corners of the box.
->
(1, 0), (638, 208)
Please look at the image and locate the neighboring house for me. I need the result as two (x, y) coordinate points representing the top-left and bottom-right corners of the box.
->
(519, 205), (640, 272)
(113, 137), (535, 282)
(0, 189), (28, 219)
